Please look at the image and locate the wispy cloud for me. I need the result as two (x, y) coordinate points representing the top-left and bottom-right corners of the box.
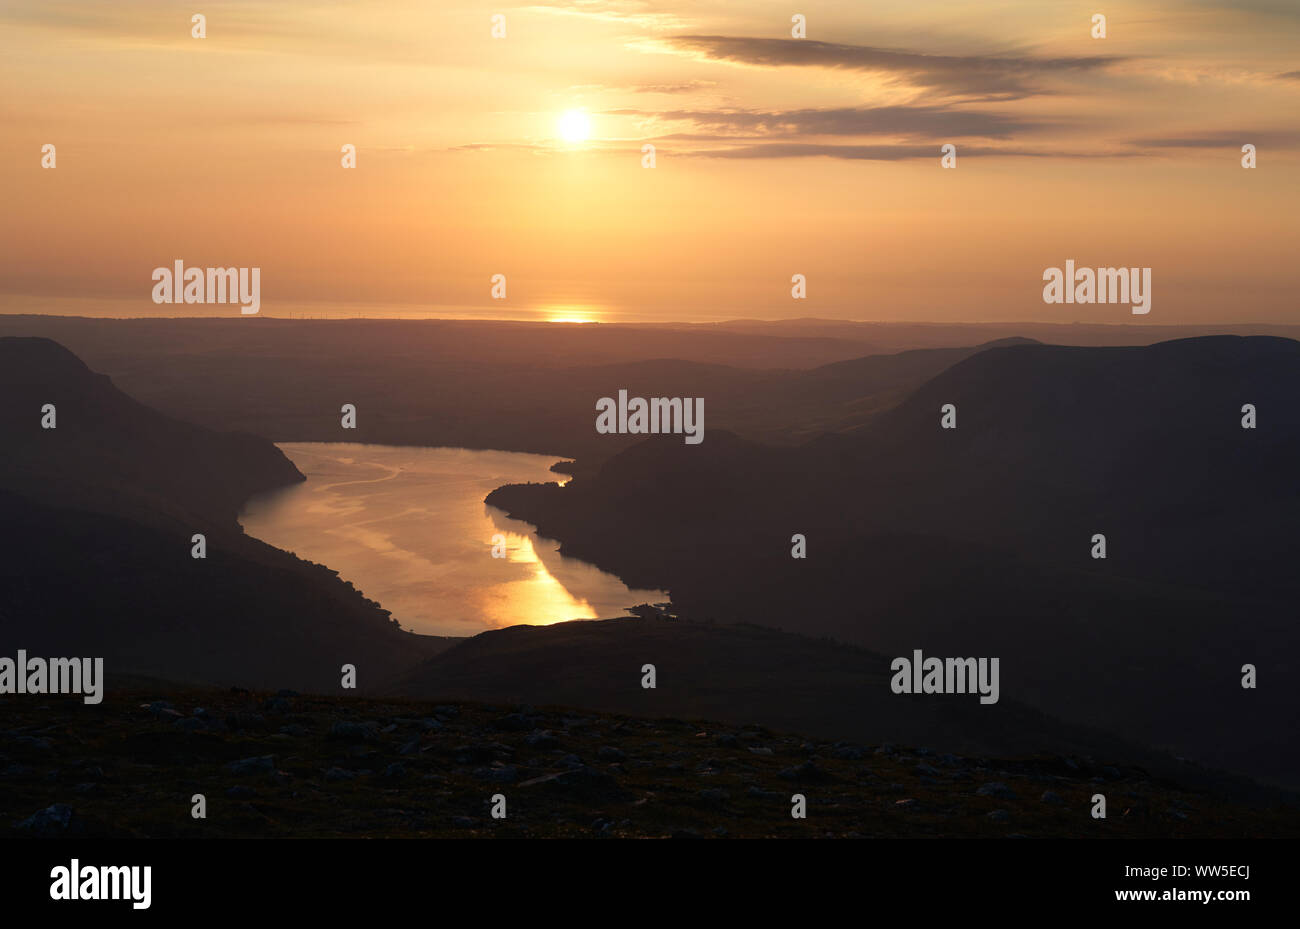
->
(682, 143), (1138, 161)
(654, 35), (1129, 99)
(524, 1), (690, 31)
(1129, 129), (1300, 149)
(1192, 0), (1300, 20)
(612, 104), (1048, 140)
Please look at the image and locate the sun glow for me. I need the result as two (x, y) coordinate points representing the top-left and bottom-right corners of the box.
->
(557, 109), (590, 144)
(543, 304), (603, 324)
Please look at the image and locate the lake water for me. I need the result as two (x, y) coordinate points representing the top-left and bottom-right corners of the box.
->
(238, 443), (666, 637)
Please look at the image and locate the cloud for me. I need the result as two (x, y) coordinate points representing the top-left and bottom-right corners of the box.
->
(1129, 129), (1300, 149)
(1192, 0), (1300, 19)
(612, 104), (1047, 140)
(682, 143), (1137, 161)
(630, 80), (719, 94)
(657, 35), (1128, 99)
(524, 1), (690, 31)
(567, 79), (719, 95)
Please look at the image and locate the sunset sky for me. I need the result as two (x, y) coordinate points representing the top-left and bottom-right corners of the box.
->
(3, 0), (1298, 323)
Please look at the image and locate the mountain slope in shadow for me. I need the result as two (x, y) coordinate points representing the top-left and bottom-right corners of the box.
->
(0, 337), (444, 692)
(391, 616), (1284, 803)
(0, 318), (1040, 466)
(486, 337), (1300, 787)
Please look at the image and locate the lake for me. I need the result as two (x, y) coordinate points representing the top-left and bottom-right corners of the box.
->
(238, 443), (666, 637)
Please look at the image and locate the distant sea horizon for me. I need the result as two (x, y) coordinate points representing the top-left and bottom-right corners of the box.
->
(6, 294), (1299, 329)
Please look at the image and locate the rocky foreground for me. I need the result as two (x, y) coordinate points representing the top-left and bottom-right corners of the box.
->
(3, 687), (1295, 839)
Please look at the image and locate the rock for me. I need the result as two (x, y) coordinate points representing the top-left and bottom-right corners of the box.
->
(715, 734), (740, 747)
(451, 816), (476, 827)
(518, 765), (631, 801)
(454, 742), (513, 763)
(473, 765), (519, 784)
(279, 724), (307, 737)
(328, 721), (379, 742)
(13, 736), (53, 752)
(227, 755), (275, 776)
(324, 767), (356, 782)
(746, 786), (780, 800)
(491, 714), (530, 732)
(433, 705), (459, 718)
(419, 718), (444, 732)
(15, 803), (75, 836)
(77, 764), (106, 781)
(698, 788), (729, 804)
(895, 798), (920, 810)
(275, 689), (300, 698)
(226, 786), (256, 799)
(597, 746), (626, 762)
(1041, 790), (1064, 805)
(398, 739), (420, 756)
(224, 712), (267, 732)
(383, 763), (407, 779)
(748, 746), (774, 756)
(976, 782), (1018, 800)
(524, 729), (560, 749)
(778, 761), (831, 782)
(987, 809), (1011, 822)
(915, 763), (942, 777)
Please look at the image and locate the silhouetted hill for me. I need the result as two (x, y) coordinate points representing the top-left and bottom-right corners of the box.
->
(486, 337), (1300, 787)
(0, 337), (302, 529)
(391, 616), (1286, 802)
(0, 317), (1047, 462)
(0, 338), (445, 691)
(841, 337), (1300, 595)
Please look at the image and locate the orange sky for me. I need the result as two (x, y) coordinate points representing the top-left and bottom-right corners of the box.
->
(2, 0), (1298, 323)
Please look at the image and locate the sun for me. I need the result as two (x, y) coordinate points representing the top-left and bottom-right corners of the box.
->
(557, 109), (590, 144)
